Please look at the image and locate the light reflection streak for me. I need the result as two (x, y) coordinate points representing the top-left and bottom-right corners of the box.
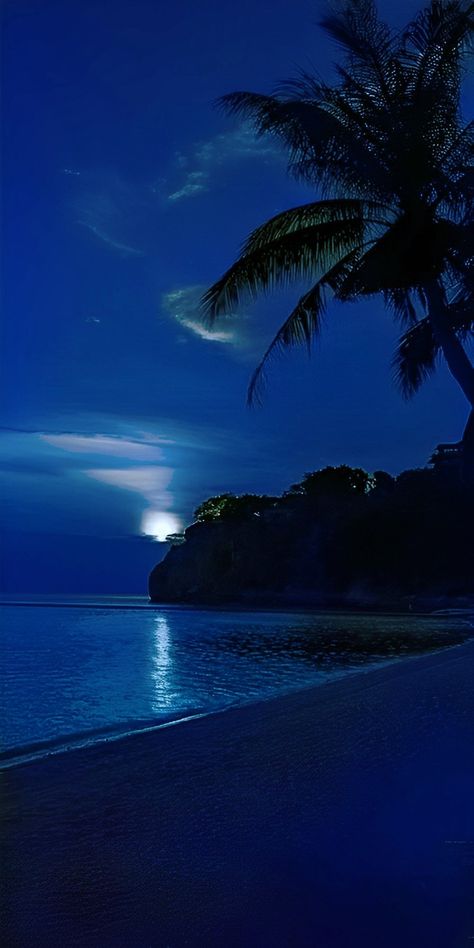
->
(150, 615), (175, 710)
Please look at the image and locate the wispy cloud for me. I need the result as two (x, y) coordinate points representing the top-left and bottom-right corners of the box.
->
(0, 418), (293, 539)
(77, 221), (144, 257)
(66, 172), (148, 257)
(196, 125), (281, 165)
(38, 431), (180, 527)
(1, 426), (180, 536)
(168, 171), (208, 203)
(162, 286), (238, 344)
(0, 418), (233, 461)
(84, 466), (174, 510)
(39, 433), (167, 461)
(161, 284), (272, 359)
(165, 123), (283, 203)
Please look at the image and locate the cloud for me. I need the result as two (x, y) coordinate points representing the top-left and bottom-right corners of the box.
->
(37, 431), (179, 516)
(196, 125), (281, 166)
(0, 417), (269, 538)
(77, 221), (144, 257)
(162, 286), (238, 344)
(160, 284), (276, 361)
(84, 464), (179, 540)
(166, 123), (283, 202)
(0, 426), (181, 536)
(168, 171), (208, 203)
(84, 465), (174, 510)
(39, 433), (166, 462)
(67, 172), (148, 257)
(0, 419), (227, 461)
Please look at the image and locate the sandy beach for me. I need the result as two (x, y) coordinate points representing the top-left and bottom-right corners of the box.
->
(2, 640), (474, 947)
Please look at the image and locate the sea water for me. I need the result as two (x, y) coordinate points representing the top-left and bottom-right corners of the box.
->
(1, 598), (471, 762)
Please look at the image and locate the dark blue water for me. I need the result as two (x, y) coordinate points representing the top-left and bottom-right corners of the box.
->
(1, 599), (470, 760)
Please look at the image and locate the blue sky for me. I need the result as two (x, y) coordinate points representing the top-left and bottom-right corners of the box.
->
(1, 0), (472, 591)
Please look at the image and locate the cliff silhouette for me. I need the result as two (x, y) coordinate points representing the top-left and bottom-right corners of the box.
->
(149, 466), (474, 610)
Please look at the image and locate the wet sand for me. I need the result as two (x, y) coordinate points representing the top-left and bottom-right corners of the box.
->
(2, 642), (474, 947)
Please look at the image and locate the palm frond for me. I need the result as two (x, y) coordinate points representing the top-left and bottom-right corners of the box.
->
(403, 1), (474, 130)
(201, 219), (365, 321)
(320, 0), (398, 103)
(241, 199), (388, 255)
(219, 89), (397, 200)
(394, 299), (474, 396)
(383, 288), (419, 325)
(393, 318), (438, 396)
(217, 91), (292, 136)
(247, 248), (362, 405)
(390, 4), (474, 186)
(247, 283), (327, 406)
(404, 1), (474, 72)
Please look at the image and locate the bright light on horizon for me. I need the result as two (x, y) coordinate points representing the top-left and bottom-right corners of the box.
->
(141, 509), (183, 542)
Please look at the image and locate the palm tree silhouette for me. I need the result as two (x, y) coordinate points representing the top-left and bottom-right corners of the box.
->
(202, 0), (474, 475)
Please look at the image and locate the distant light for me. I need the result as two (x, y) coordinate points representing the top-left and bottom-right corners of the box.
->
(141, 510), (182, 543)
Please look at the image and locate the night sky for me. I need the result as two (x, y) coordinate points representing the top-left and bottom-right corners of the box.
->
(1, 0), (472, 592)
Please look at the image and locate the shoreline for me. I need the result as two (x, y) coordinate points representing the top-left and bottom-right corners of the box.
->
(3, 639), (474, 946)
(2, 637), (470, 773)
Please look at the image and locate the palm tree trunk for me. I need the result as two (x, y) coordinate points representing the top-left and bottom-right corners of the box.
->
(425, 281), (474, 483)
(463, 409), (474, 443)
(425, 280), (474, 407)
(462, 409), (474, 485)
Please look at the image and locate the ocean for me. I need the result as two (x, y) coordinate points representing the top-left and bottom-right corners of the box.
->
(1, 598), (470, 766)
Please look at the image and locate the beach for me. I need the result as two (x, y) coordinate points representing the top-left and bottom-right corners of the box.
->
(2, 639), (474, 947)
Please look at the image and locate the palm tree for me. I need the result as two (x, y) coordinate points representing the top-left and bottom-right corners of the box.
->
(202, 0), (474, 478)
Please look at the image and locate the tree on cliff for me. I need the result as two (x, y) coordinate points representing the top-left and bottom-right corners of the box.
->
(194, 493), (277, 522)
(287, 465), (373, 498)
(202, 0), (474, 475)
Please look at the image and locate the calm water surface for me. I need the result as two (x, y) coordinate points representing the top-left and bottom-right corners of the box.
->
(1, 598), (471, 756)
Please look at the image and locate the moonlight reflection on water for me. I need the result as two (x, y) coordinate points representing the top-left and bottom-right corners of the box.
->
(150, 614), (176, 710)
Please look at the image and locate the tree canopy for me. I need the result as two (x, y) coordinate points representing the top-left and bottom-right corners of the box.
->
(194, 493), (278, 522)
(288, 465), (374, 497)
